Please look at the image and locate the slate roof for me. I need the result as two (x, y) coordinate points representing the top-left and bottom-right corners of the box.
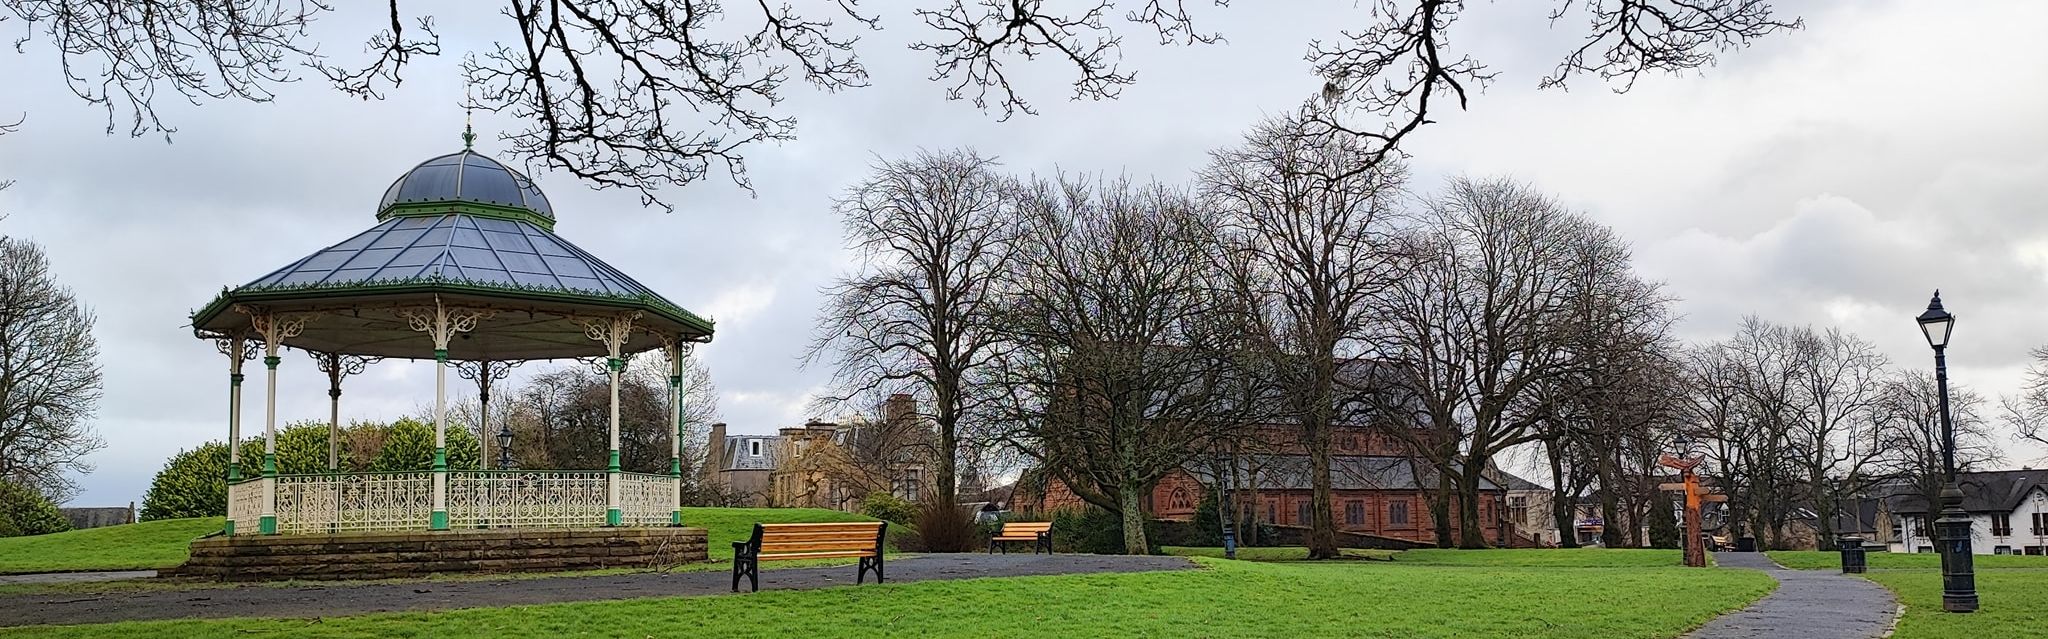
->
(378, 150), (554, 222)
(1185, 455), (1502, 492)
(1889, 469), (2048, 515)
(245, 214), (655, 297)
(719, 435), (780, 471)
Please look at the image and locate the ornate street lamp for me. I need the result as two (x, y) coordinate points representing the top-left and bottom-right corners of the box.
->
(495, 424), (517, 471)
(1916, 290), (1977, 613)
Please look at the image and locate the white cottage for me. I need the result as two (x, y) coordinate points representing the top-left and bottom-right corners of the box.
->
(1889, 469), (2048, 556)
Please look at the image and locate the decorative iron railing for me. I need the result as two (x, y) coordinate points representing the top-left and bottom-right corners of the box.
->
(242, 470), (681, 534)
(227, 478), (264, 533)
(619, 472), (678, 526)
(447, 470), (608, 529)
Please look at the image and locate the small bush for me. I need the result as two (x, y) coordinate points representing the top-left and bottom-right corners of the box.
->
(1051, 506), (1163, 554)
(141, 442), (233, 520)
(371, 418), (481, 471)
(914, 498), (979, 552)
(0, 480), (71, 537)
(860, 492), (917, 526)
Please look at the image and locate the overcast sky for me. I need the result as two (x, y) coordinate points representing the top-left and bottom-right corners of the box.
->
(4, 0), (2046, 505)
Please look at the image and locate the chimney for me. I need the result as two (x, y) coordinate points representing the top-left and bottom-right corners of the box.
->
(884, 393), (916, 426)
(706, 422), (728, 474)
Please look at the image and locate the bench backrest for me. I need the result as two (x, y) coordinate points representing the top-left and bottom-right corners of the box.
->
(750, 522), (887, 555)
(999, 522), (1053, 536)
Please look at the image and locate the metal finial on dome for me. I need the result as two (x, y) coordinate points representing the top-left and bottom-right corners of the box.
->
(462, 108), (476, 150)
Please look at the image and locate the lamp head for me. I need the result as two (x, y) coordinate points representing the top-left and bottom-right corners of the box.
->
(1916, 290), (1954, 349)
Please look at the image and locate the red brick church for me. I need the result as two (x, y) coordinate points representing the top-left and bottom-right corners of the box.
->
(1019, 423), (1529, 547)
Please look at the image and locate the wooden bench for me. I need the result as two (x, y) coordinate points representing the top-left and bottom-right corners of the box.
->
(730, 521), (887, 592)
(987, 521), (1054, 554)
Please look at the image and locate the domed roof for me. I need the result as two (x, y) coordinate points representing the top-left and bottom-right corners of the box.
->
(377, 150), (554, 222)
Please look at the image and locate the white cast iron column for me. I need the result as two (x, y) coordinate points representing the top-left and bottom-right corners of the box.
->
(586, 313), (638, 527)
(246, 311), (306, 536)
(217, 334), (252, 535)
(401, 300), (489, 531)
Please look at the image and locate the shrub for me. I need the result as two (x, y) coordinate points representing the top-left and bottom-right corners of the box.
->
(859, 492), (917, 526)
(914, 498), (979, 552)
(141, 442), (233, 520)
(0, 479), (70, 537)
(371, 418), (481, 472)
(1051, 506), (1161, 554)
(1188, 492), (1225, 547)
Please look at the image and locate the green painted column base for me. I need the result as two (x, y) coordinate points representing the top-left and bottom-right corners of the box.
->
(259, 515), (277, 535)
(607, 508), (623, 527)
(224, 520), (236, 536)
(431, 510), (450, 530)
(671, 510), (683, 526)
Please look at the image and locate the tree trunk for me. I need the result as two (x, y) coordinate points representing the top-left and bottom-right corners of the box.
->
(1305, 419), (1338, 559)
(1456, 463), (1490, 549)
(935, 410), (959, 510)
(1118, 481), (1150, 555)
(1547, 438), (1579, 548)
(1431, 470), (1455, 547)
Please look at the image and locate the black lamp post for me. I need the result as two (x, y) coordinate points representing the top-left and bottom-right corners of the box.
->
(495, 424), (516, 470)
(1916, 290), (1977, 613)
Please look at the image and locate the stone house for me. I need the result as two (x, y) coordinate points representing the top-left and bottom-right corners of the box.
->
(703, 422), (777, 507)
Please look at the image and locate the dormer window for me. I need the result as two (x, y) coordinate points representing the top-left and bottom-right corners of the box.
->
(749, 440), (763, 457)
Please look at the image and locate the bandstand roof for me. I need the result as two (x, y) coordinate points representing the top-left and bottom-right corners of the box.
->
(190, 146), (713, 360)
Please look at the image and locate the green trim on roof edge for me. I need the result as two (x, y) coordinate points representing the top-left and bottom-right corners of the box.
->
(189, 274), (714, 337)
(376, 200), (557, 231)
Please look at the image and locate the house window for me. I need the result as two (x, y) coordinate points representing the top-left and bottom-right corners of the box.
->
(1991, 514), (2012, 537)
(1508, 495), (1529, 524)
(1345, 500), (1365, 526)
(1168, 488), (1194, 511)
(2027, 546), (2047, 556)
(897, 469), (921, 502)
(1917, 546), (1935, 554)
(1265, 500), (1278, 524)
(1915, 516), (1933, 538)
(1994, 546), (2013, 555)
(1297, 501), (1313, 526)
(1389, 500), (1411, 526)
(2034, 513), (2048, 536)
(748, 439), (762, 457)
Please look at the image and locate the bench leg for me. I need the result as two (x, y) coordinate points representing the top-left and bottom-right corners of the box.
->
(732, 557), (758, 592)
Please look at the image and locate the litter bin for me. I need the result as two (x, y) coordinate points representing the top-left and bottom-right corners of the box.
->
(1838, 536), (1867, 574)
(1735, 536), (1757, 552)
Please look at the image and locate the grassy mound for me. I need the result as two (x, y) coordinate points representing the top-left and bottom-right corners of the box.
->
(0, 518), (223, 574)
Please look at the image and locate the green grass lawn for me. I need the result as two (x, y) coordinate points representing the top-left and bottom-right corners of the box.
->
(0, 518), (223, 574)
(1767, 550), (2048, 571)
(0, 557), (1775, 639)
(1159, 545), (1396, 561)
(681, 507), (877, 560)
(1395, 548), (1689, 568)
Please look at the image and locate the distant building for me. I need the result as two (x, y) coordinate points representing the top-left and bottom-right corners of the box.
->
(703, 422), (778, 506)
(702, 394), (933, 511)
(1888, 469), (2048, 556)
(1020, 422), (1529, 547)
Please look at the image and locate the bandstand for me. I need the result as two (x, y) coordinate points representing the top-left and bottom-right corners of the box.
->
(187, 131), (713, 547)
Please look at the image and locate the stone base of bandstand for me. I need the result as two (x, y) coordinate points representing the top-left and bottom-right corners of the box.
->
(165, 527), (709, 581)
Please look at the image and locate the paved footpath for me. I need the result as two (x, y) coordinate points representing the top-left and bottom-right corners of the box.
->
(0, 553), (1194, 628)
(1686, 552), (1898, 639)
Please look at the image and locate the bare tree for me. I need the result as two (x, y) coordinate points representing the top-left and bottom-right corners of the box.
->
(2001, 346), (2048, 456)
(1298, 0), (1800, 179)
(1379, 177), (1609, 548)
(0, 236), (103, 501)
(1786, 327), (1889, 549)
(5, 2), (1797, 206)
(808, 149), (1017, 529)
(1200, 117), (1410, 559)
(1881, 371), (1998, 527)
(990, 174), (1254, 554)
